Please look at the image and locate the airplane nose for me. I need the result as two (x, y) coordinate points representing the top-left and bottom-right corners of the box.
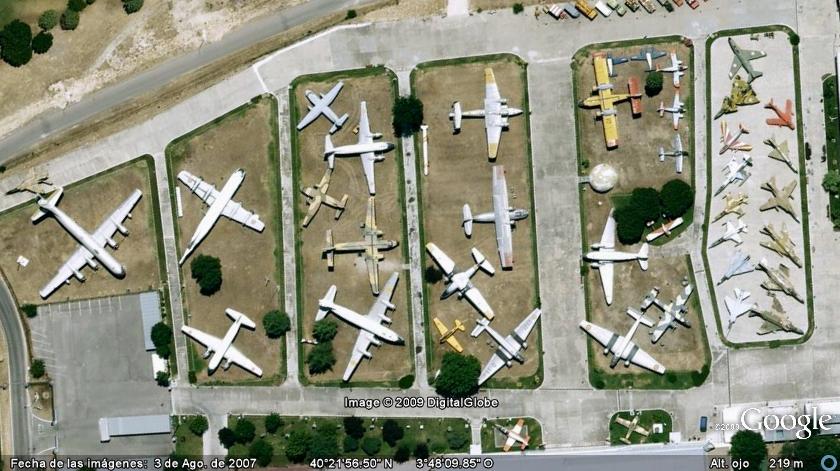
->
(114, 267), (126, 279)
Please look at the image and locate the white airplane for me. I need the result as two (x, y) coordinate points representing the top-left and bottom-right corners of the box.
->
(709, 219), (748, 248)
(579, 309), (666, 374)
(181, 308), (263, 377)
(462, 165), (529, 269)
(177, 169), (265, 265)
(496, 419), (530, 452)
(719, 122), (752, 155)
(33, 187), (143, 299)
(471, 308), (542, 386)
(658, 93), (685, 130)
(724, 288), (755, 331)
(718, 250), (754, 284)
(657, 52), (687, 88)
(316, 272), (404, 381)
(658, 133), (686, 173)
(583, 209), (650, 305)
(296, 81), (349, 134)
(640, 284), (694, 343)
(714, 154), (752, 196)
(323, 101), (393, 195)
(449, 67), (522, 160)
(425, 243), (496, 320)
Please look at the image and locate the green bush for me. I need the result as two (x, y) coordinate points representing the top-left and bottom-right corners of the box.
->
(414, 442), (429, 459)
(630, 187), (661, 222)
(783, 435), (840, 470)
(730, 430), (767, 469)
(188, 371), (197, 383)
(659, 179), (693, 219)
(398, 374), (414, 389)
(20, 304), (37, 318)
(151, 322), (173, 358)
(264, 413), (283, 434)
(218, 427), (237, 449)
(249, 439), (273, 467)
(343, 435), (359, 452)
(68, 0), (87, 12)
(435, 352), (480, 398)
(789, 33), (800, 46)
(446, 428), (469, 450)
(190, 254), (223, 296)
(593, 377), (606, 389)
(189, 416), (209, 436)
(345, 9), (357, 19)
(262, 310), (290, 338)
(38, 10), (59, 30)
(309, 424), (339, 459)
(823, 170), (840, 194)
(122, 0), (144, 14)
(361, 436), (381, 456)
(614, 205), (646, 245)
(60, 9), (79, 30)
(285, 429), (311, 463)
(30, 359), (46, 378)
(0, 20), (33, 67)
(392, 95), (424, 137)
(307, 342), (336, 374)
(32, 32), (53, 54)
(155, 371), (170, 387)
(645, 71), (664, 97)
(86, 0), (96, 4)
(312, 319), (338, 343)
(394, 443), (411, 462)
(235, 419), (256, 444)
(343, 416), (366, 439)
(430, 440), (447, 454)
(512, 3), (524, 14)
(382, 419), (404, 447)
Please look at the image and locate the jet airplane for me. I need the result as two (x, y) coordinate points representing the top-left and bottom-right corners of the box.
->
(496, 419), (530, 452)
(300, 166), (349, 227)
(760, 223), (801, 268)
(658, 133), (687, 173)
(750, 294), (803, 335)
(433, 318), (466, 353)
(316, 272), (405, 381)
(764, 137), (797, 173)
(295, 81), (349, 134)
(759, 177), (798, 222)
(714, 154), (752, 196)
(425, 243), (496, 320)
(324, 101), (393, 195)
(709, 219), (748, 248)
(727, 38), (766, 83)
(719, 121), (752, 155)
(583, 209), (650, 305)
(757, 258), (803, 303)
(579, 309), (666, 374)
(471, 308), (542, 386)
(606, 53), (629, 77)
(714, 74), (759, 119)
(615, 413), (650, 445)
(718, 250), (754, 284)
(6, 169), (52, 195)
(449, 67), (522, 160)
(181, 308), (263, 377)
(579, 54), (641, 148)
(638, 284), (694, 343)
(765, 98), (795, 130)
(658, 93), (685, 130)
(177, 169), (265, 265)
(657, 52), (687, 88)
(724, 288), (755, 331)
(712, 192), (749, 222)
(630, 46), (666, 71)
(33, 188), (143, 299)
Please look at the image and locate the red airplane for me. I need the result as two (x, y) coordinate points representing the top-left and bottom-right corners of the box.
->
(765, 98), (795, 130)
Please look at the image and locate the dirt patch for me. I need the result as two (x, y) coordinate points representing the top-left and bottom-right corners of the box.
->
(0, 158), (162, 305)
(167, 96), (283, 384)
(412, 55), (540, 386)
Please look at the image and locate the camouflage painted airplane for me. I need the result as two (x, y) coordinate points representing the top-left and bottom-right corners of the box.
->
(759, 177), (798, 222)
(712, 192), (749, 222)
(764, 137), (797, 173)
(760, 223), (802, 268)
(750, 294), (803, 335)
(757, 258), (804, 303)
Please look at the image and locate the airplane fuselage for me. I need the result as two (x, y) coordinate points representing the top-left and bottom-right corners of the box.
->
(181, 170), (245, 264)
(441, 265), (479, 299)
(584, 249), (641, 263)
(321, 302), (403, 344)
(483, 324), (524, 364)
(208, 318), (242, 371)
(40, 203), (125, 277)
(471, 208), (529, 224)
(329, 142), (393, 157)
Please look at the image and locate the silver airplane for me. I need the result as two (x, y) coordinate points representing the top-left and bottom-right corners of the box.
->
(714, 154), (752, 196)
(718, 250), (754, 284)
(584, 209), (650, 305)
(296, 81), (349, 134)
(181, 308), (263, 377)
(425, 243), (496, 320)
(728, 38), (766, 83)
(709, 219), (748, 248)
(471, 308), (542, 386)
(723, 288), (755, 332)
(658, 133), (687, 173)
(579, 309), (666, 374)
(638, 284), (694, 343)
(656, 52), (687, 88)
(658, 93), (685, 130)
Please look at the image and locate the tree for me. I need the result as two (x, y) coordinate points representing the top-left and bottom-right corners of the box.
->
(614, 205), (646, 245)
(189, 416), (209, 436)
(394, 443), (411, 463)
(218, 427), (237, 449)
(20, 304), (37, 318)
(414, 442), (429, 459)
(343, 435), (359, 452)
(434, 352), (480, 398)
(262, 310), (290, 338)
(729, 430), (767, 469)
(122, 0), (144, 14)
(38, 10), (59, 30)
(68, 0), (87, 12)
(645, 71), (664, 97)
(190, 254), (223, 295)
(32, 32), (53, 54)
(343, 416), (366, 439)
(86, 0), (96, 4)
(155, 371), (170, 387)
(309, 424), (339, 459)
(392, 95), (424, 137)
(789, 33), (800, 46)
(398, 375), (414, 389)
(823, 170), (840, 194)
(783, 435), (840, 470)
(659, 179), (694, 219)
(382, 419), (404, 447)
(446, 429), (469, 451)
(30, 359), (46, 379)
(361, 436), (381, 456)
(345, 9), (357, 19)
(307, 342), (336, 374)
(630, 187), (661, 223)
(285, 429), (311, 463)
(264, 413), (283, 434)
(312, 320), (338, 343)
(60, 9), (80, 30)
(0, 20), (33, 67)
(151, 322), (173, 358)
(248, 439), (273, 467)
(234, 419), (256, 444)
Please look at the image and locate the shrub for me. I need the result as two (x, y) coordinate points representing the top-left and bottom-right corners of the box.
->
(20, 304), (37, 318)
(218, 427), (237, 449)
(345, 9), (357, 19)
(343, 416), (366, 439)
(414, 442), (429, 459)
(512, 3), (524, 14)
(630, 187), (661, 223)
(614, 205), (646, 245)
(151, 322), (173, 358)
(285, 429), (311, 463)
(392, 95), (424, 137)
(446, 429), (469, 450)
(361, 436), (382, 456)
(430, 440), (447, 454)
(60, 9), (79, 30)
(398, 375), (414, 389)
(264, 413), (283, 434)
(189, 416), (209, 436)
(645, 71), (664, 97)
(31, 32), (53, 54)
(435, 352), (480, 398)
(68, 0), (87, 12)
(394, 443), (411, 462)
(86, 0), (96, 4)
(789, 33), (800, 46)
(307, 342), (336, 374)
(38, 10), (59, 30)
(312, 320), (338, 343)
(659, 179), (693, 219)
(309, 424), (339, 459)
(0, 20), (33, 67)
(823, 170), (840, 194)
(190, 254), (223, 296)
(262, 310), (290, 338)
(122, 0), (144, 14)
(730, 430), (767, 469)
(249, 439), (273, 467)
(382, 419), (404, 447)
(30, 359), (46, 378)
(155, 371), (170, 387)
(188, 371), (197, 384)
(343, 435), (359, 452)
(235, 419), (256, 444)
(593, 378), (606, 389)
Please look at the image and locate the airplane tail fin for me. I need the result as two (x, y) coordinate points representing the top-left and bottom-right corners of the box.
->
(316, 285), (337, 321)
(31, 187), (63, 222)
(324, 135), (335, 168)
(626, 308), (655, 328)
(470, 318), (490, 338)
(324, 230), (335, 268)
(658, 102), (665, 117)
(335, 195), (349, 219)
(637, 243), (650, 270)
(658, 147), (665, 161)
(449, 102), (462, 133)
(225, 308), (256, 329)
(330, 114), (350, 134)
(470, 248), (495, 275)
(454, 319), (466, 332)
(462, 204), (473, 237)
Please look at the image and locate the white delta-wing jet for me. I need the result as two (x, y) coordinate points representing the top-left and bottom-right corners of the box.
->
(33, 187), (143, 299)
(471, 308), (542, 386)
(658, 93), (685, 130)
(177, 169), (265, 265)
(584, 209), (650, 305)
(323, 101), (393, 195)
(724, 288), (755, 332)
(709, 219), (748, 248)
(425, 243), (496, 320)
(296, 81), (349, 134)
(449, 67), (522, 160)
(718, 250), (754, 284)
(181, 308), (263, 377)
(316, 272), (404, 382)
(462, 165), (529, 269)
(657, 52), (687, 88)
(579, 310), (666, 374)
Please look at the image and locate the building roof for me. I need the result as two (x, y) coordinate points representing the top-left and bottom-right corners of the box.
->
(139, 292), (162, 351)
(98, 415), (171, 442)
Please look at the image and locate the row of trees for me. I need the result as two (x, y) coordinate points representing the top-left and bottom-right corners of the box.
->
(307, 320), (339, 374)
(731, 429), (840, 471)
(614, 179), (693, 245)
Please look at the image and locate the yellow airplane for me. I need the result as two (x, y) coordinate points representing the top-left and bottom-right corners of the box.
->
(579, 53), (640, 149)
(433, 318), (465, 353)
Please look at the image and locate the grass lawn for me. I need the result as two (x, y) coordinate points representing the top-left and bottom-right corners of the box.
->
(173, 416), (205, 457)
(609, 409), (672, 445)
(823, 75), (840, 227)
(480, 417), (542, 452)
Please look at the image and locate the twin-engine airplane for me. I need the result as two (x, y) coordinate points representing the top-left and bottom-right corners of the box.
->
(181, 308), (263, 377)
(471, 308), (542, 386)
(584, 209), (650, 305)
(296, 81), (349, 134)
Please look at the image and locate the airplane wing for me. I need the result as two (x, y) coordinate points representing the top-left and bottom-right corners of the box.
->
(579, 321), (665, 374)
(486, 125), (503, 160)
(485, 68), (501, 101)
(343, 330), (376, 381)
(651, 49), (666, 59)
(365, 256), (379, 295)
(221, 200), (265, 232)
(619, 339), (665, 373)
(361, 153), (376, 195)
(492, 166), (514, 268)
(366, 272), (399, 320)
(223, 344), (263, 376)
(675, 154), (683, 173)
(181, 325), (223, 352)
(464, 287), (494, 319)
(178, 172), (264, 231)
(781, 180), (797, 197)
(92, 189), (143, 243)
(728, 58), (743, 79)
(40, 246), (92, 298)
(744, 48), (767, 60)
(322, 82), (343, 104)
(358, 101), (372, 143)
(503, 435), (516, 452)
(425, 243), (457, 277)
(511, 419), (525, 436)
(599, 210), (617, 249)
(766, 117), (787, 127)
(478, 353), (507, 386)
(510, 308), (541, 345)
(296, 108), (321, 131)
(433, 318), (463, 352)
(597, 262), (614, 304)
(757, 320), (782, 335)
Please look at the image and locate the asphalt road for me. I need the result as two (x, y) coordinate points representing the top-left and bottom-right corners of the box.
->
(0, 278), (30, 455)
(0, 0), (379, 163)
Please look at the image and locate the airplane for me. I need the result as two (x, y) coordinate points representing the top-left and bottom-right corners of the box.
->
(712, 192), (749, 222)
(462, 165), (529, 269)
(719, 121), (752, 155)
(764, 137), (797, 173)
(658, 133), (687, 173)
(606, 53), (630, 77)
(579, 309), (666, 374)
(433, 318), (465, 353)
(724, 288), (755, 331)
(757, 258), (803, 303)
(760, 223), (802, 268)
(33, 187), (143, 299)
(449, 67), (523, 160)
(717, 250), (754, 284)
(6, 168), (52, 195)
(630, 46), (666, 71)
(645, 217), (683, 243)
(583, 209), (650, 305)
(300, 166), (349, 228)
(759, 177), (798, 222)
(295, 81), (349, 134)
(471, 308), (542, 386)
(323, 101), (394, 195)
(579, 54), (641, 148)
(658, 93), (685, 130)
(714, 74), (759, 119)
(425, 243), (496, 320)
(708, 219), (747, 248)
(714, 154), (752, 196)
(639, 283), (694, 343)
(177, 169), (265, 265)
(615, 413), (650, 445)
(181, 308), (263, 377)
(496, 419), (530, 452)
(750, 294), (803, 335)
(727, 37), (766, 83)
(765, 98), (795, 130)
(324, 196), (398, 295)
(656, 52), (687, 88)
(316, 272), (405, 381)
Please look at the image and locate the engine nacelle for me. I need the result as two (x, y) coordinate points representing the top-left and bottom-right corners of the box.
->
(72, 268), (86, 282)
(203, 349), (213, 359)
(106, 237), (118, 249)
(371, 132), (383, 139)
(380, 314), (392, 324)
(358, 349), (372, 359)
(224, 359), (232, 370)
(625, 359), (631, 367)
(521, 341), (528, 350)
(112, 218), (129, 235)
